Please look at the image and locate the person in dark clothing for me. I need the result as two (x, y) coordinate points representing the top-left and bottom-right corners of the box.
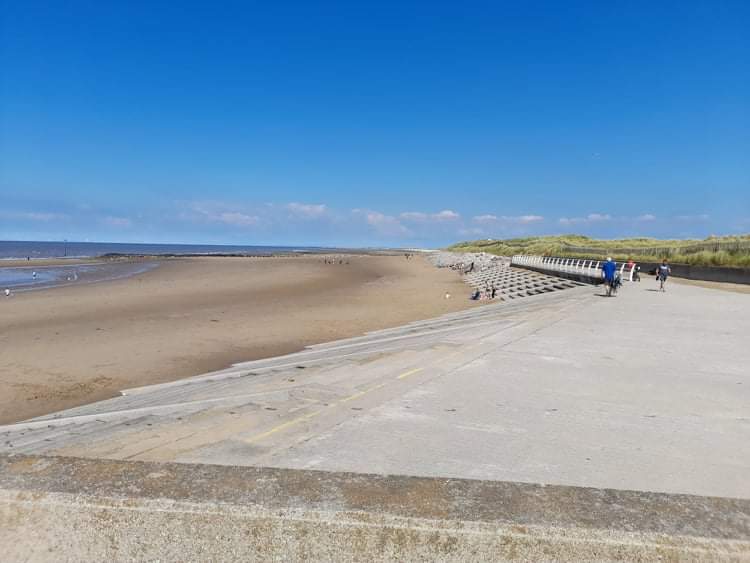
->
(657, 260), (671, 292)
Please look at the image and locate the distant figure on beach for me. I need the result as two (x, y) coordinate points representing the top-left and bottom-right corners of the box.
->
(4, 288), (10, 297)
(467, 261), (475, 273)
(470, 289), (480, 300)
(657, 260), (671, 292)
(32, 271), (37, 280)
(491, 285), (497, 299)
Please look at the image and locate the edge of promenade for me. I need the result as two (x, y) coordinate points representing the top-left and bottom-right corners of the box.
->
(1, 453), (749, 561)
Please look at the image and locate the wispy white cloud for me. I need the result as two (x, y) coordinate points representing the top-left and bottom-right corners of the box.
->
(472, 214), (544, 224)
(399, 210), (461, 222)
(216, 212), (259, 226)
(559, 213), (612, 226)
(181, 201), (333, 228)
(285, 202), (328, 219)
(636, 213), (656, 222)
(458, 227), (486, 236)
(586, 213), (611, 222)
(399, 211), (428, 221)
(360, 210), (411, 237)
(472, 214), (498, 224)
(100, 216), (133, 228)
(181, 201), (260, 228)
(0, 211), (70, 222)
(675, 214), (710, 221)
(516, 214), (544, 224)
(433, 209), (460, 221)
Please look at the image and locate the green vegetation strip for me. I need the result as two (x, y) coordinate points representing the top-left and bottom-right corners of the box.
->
(448, 234), (750, 267)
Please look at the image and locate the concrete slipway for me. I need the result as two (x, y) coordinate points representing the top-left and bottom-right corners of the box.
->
(1, 271), (749, 561)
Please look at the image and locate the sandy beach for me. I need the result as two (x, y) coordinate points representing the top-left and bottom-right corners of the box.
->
(0, 254), (477, 423)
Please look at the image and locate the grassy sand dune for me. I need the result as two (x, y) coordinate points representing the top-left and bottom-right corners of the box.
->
(449, 234), (750, 267)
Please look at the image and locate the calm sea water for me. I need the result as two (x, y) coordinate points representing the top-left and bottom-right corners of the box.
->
(0, 262), (161, 292)
(0, 240), (332, 260)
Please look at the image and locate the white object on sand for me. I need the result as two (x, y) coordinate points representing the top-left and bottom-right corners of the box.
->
(4, 288), (10, 297)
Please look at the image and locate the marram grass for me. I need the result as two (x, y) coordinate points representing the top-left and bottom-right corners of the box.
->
(447, 235), (750, 268)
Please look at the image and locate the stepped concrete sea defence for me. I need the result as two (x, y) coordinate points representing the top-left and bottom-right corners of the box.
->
(428, 251), (584, 300)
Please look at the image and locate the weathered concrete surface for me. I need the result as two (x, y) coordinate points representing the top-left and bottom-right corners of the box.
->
(1, 454), (749, 562)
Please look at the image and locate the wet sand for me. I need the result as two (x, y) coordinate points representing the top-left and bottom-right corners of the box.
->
(0, 255), (477, 423)
(0, 260), (160, 292)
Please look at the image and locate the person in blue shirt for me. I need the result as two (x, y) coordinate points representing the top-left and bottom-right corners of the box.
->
(601, 257), (618, 296)
(657, 259), (671, 292)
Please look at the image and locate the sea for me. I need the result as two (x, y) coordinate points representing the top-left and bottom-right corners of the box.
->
(0, 240), (333, 260)
(0, 240), (340, 292)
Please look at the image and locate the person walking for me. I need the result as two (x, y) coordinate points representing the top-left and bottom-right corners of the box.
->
(601, 257), (618, 296)
(657, 260), (671, 292)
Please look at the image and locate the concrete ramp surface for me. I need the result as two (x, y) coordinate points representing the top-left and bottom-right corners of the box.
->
(1, 280), (749, 560)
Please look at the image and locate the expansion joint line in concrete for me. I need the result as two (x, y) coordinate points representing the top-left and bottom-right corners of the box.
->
(243, 369), (423, 444)
(242, 336), (509, 447)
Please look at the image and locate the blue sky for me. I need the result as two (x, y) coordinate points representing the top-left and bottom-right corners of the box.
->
(1, 1), (748, 247)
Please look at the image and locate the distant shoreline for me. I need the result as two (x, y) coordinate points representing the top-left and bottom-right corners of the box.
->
(0, 259), (161, 292)
(0, 250), (414, 292)
(0, 240), (424, 261)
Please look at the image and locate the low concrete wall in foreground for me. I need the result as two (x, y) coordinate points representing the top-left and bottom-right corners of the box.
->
(1, 454), (748, 562)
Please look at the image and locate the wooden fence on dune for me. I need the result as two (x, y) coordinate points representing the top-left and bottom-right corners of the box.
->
(559, 240), (750, 257)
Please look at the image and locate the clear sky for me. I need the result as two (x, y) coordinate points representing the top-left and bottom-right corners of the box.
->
(1, 0), (748, 247)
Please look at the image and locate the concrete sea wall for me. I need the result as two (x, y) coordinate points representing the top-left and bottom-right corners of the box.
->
(1, 454), (748, 561)
(639, 263), (750, 285)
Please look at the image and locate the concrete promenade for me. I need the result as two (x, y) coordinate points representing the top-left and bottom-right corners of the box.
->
(1, 272), (749, 560)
